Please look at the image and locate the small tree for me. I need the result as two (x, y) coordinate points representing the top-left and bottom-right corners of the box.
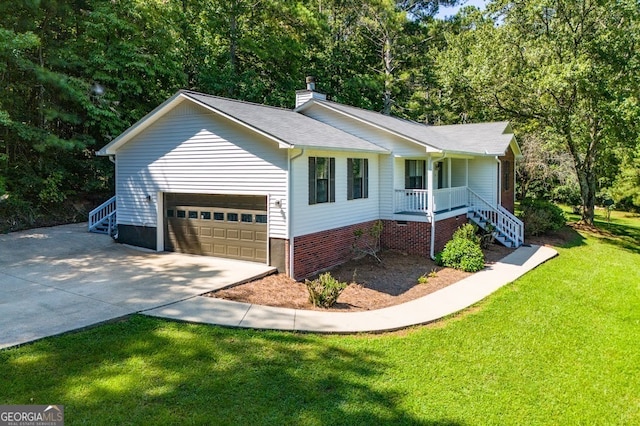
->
(353, 220), (384, 263)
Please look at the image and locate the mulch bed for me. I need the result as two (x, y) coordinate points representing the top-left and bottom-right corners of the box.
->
(207, 243), (514, 312)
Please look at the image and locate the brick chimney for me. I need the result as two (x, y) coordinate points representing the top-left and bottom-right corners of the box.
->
(295, 76), (327, 108)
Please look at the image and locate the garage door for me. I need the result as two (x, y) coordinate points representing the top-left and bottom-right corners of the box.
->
(164, 194), (267, 263)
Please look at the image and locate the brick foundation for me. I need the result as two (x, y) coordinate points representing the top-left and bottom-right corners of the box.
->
(292, 215), (469, 280)
(433, 214), (468, 253)
(380, 220), (431, 257)
(292, 220), (380, 280)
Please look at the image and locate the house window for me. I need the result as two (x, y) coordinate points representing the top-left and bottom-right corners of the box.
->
(405, 160), (426, 189)
(503, 161), (511, 191)
(348, 158), (369, 200)
(309, 157), (335, 204)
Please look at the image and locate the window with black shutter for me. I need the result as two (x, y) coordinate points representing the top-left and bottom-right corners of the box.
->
(309, 157), (335, 204)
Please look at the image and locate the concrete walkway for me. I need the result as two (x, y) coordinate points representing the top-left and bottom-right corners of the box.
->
(0, 223), (275, 349)
(144, 244), (558, 333)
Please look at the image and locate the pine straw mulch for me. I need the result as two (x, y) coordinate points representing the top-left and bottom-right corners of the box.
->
(206, 242), (514, 312)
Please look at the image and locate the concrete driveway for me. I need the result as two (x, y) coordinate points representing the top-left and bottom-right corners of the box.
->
(0, 223), (275, 349)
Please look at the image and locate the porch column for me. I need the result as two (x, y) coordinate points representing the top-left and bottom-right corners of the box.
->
(427, 156), (434, 216)
(448, 157), (452, 210)
(465, 159), (469, 187)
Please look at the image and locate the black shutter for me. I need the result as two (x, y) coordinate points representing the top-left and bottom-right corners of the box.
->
(363, 159), (369, 199)
(329, 157), (335, 203)
(347, 159), (354, 200)
(405, 160), (411, 189)
(422, 160), (427, 189)
(308, 157), (316, 205)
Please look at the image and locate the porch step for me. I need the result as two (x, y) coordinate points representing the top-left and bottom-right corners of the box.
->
(88, 195), (117, 239)
(467, 212), (517, 248)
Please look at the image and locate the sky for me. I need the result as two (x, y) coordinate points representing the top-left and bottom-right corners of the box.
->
(435, 0), (488, 19)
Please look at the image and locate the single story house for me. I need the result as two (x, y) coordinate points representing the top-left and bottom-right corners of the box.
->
(91, 79), (523, 279)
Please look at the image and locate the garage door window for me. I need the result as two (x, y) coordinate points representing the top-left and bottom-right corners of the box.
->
(201, 211), (211, 220)
(256, 214), (267, 224)
(227, 213), (238, 222)
(241, 214), (253, 223)
(167, 209), (174, 218)
(177, 210), (186, 218)
(214, 212), (224, 221)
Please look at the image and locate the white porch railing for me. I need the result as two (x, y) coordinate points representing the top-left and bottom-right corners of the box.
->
(394, 187), (470, 214)
(433, 186), (468, 212)
(394, 189), (429, 213)
(88, 195), (117, 236)
(393, 186), (523, 247)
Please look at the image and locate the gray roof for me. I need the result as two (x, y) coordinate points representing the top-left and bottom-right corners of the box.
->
(99, 89), (515, 157)
(309, 100), (514, 156)
(182, 91), (388, 153)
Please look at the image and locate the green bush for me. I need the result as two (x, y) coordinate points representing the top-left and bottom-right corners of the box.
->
(440, 238), (485, 272)
(519, 198), (566, 236)
(305, 273), (347, 308)
(452, 223), (481, 245)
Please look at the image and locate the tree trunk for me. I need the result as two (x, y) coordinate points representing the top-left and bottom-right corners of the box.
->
(567, 125), (599, 225)
(576, 167), (596, 225)
(382, 34), (393, 116)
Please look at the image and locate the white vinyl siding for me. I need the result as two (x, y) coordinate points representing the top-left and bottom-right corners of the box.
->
(379, 155), (394, 218)
(291, 150), (380, 236)
(451, 158), (467, 187)
(116, 101), (288, 238)
(468, 157), (498, 206)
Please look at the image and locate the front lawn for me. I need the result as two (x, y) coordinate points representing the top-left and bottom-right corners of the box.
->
(1, 219), (639, 425)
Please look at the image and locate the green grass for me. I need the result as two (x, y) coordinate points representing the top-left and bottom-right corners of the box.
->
(2, 218), (639, 425)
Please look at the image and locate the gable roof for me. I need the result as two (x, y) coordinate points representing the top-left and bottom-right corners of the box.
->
(97, 90), (388, 156)
(297, 99), (518, 157)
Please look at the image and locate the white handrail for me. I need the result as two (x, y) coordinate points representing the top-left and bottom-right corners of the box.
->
(88, 196), (116, 231)
(467, 188), (523, 247)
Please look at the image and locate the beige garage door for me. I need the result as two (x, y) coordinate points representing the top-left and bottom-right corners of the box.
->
(164, 194), (267, 263)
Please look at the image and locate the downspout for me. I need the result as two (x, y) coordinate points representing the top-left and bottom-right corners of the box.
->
(288, 148), (304, 278)
(429, 210), (436, 260)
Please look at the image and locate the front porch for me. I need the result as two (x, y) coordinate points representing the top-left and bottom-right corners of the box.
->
(393, 186), (524, 248)
(394, 186), (469, 215)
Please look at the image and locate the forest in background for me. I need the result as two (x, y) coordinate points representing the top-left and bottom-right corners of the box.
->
(1, 0), (639, 232)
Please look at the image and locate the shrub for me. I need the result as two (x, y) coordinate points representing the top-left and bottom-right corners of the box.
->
(440, 238), (485, 272)
(305, 273), (347, 308)
(353, 220), (383, 263)
(519, 198), (566, 236)
(452, 223), (481, 245)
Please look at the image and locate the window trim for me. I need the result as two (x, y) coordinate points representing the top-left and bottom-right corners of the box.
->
(347, 158), (369, 200)
(405, 159), (426, 190)
(309, 157), (335, 205)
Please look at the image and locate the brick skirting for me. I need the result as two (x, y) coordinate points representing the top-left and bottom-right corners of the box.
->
(292, 220), (380, 280)
(292, 215), (468, 280)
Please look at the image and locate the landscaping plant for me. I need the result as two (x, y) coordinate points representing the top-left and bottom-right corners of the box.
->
(352, 220), (384, 263)
(438, 223), (485, 272)
(305, 272), (347, 308)
(519, 198), (566, 236)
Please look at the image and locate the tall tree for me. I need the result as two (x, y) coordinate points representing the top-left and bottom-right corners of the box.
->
(437, 0), (640, 223)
